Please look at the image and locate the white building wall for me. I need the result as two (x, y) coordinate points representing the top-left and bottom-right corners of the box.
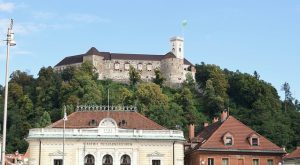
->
(28, 139), (184, 165)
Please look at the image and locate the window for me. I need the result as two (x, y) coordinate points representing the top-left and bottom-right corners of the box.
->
(253, 159), (259, 165)
(147, 64), (152, 71)
(222, 158), (229, 165)
(54, 159), (63, 165)
(137, 63), (143, 71)
(248, 133), (260, 146)
(179, 48), (182, 52)
(267, 159), (273, 165)
(102, 154), (113, 165)
(208, 158), (214, 165)
(152, 160), (161, 165)
(225, 137), (233, 146)
(89, 119), (97, 126)
(124, 63), (130, 70)
(252, 138), (258, 146)
(85, 154), (95, 165)
(114, 62), (120, 70)
(223, 132), (234, 146)
(120, 154), (131, 165)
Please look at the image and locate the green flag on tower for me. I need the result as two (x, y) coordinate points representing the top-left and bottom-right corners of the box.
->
(182, 20), (188, 27)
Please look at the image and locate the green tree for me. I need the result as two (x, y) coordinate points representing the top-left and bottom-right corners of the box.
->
(36, 111), (52, 128)
(152, 69), (165, 87)
(129, 65), (141, 86)
(136, 83), (168, 113)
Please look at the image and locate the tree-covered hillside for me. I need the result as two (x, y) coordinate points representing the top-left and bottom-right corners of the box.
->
(0, 61), (299, 153)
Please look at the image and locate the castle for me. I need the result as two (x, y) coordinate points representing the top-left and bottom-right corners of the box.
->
(54, 37), (196, 87)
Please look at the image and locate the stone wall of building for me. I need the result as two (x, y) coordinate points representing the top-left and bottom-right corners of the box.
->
(81, 55), (195, 87)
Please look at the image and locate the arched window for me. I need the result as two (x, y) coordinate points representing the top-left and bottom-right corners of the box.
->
(120, 154), (131, 165)
(84, 154), (95, 165)
(103, 154), (113, 165)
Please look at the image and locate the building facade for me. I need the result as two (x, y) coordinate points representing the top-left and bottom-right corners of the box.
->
(54, 37), (195, 87)
(27, 106), (185, 165)
(185, 111), (285, 165)
(283, 147), (300, 165)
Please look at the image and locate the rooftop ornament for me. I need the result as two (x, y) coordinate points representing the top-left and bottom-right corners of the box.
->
(76, 105), (137, 112)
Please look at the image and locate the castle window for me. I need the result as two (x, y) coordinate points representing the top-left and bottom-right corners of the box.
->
(114, 62), (120, 70)
(179, 48), (181, 52)
(147, 63), (152, 71)
(223, 132), (234, 146)
(137, 63), (143, 71)
(124, 63), (130, 70)
(172, 48), (175, 52)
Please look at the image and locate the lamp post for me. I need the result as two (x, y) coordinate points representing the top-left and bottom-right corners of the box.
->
(1, 19), (16, 165)
(63, 106), (68, 165)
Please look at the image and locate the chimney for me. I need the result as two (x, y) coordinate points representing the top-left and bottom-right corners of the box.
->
(212, 117), (219, 123)
(188, 124), (195, 139)
(204, 122), (209, 127)
(221, 110), (229, 122)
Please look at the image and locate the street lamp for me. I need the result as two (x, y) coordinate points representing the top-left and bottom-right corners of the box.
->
(1, 19), (16, 165)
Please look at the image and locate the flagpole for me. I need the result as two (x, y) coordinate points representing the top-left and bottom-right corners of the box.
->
(63, 106), (67, 165)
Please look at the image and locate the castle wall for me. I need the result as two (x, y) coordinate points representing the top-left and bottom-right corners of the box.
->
(99, 59), (161, 83)
(55, 55), (195, 87)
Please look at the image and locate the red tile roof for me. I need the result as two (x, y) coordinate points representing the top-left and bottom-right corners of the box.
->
(284, 147), (300, 159)
(192, 116), (284, 152)
(50, 110), (165, 130)
(55, 47), (194, 67)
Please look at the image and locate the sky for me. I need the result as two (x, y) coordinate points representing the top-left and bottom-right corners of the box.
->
(0, 0), (299, 100)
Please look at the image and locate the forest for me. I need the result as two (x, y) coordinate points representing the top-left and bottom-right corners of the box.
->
(0, 61), (299, 153)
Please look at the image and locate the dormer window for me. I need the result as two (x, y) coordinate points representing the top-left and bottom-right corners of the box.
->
(252, 138), (258, 146)
(223, 132), (234, 146)
(248, 133), (260, 146)
(89, 119), (97, 126)
(225, 137), (233, 146)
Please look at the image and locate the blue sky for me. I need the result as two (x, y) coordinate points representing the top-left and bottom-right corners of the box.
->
(0, 0), (299, 100)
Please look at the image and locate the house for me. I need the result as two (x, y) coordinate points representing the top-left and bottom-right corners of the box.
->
(283, 147), (300, 165)
(26, 105), (185, 165)
(185, 111), (285, 165)
(54, 37), (195, 88)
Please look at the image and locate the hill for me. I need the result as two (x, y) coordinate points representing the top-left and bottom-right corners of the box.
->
(0, 61), (299, 153)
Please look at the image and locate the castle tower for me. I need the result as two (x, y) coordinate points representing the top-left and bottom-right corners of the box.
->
(170, 36), (184, 59)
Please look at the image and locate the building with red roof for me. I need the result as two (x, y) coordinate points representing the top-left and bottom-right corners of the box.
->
(283, 147), (300, 165)
(185, 111), (286, 165)
(27, 105), (185, 165)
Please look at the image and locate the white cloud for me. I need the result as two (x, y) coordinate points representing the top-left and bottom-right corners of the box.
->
(0, 2), (15, 12)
